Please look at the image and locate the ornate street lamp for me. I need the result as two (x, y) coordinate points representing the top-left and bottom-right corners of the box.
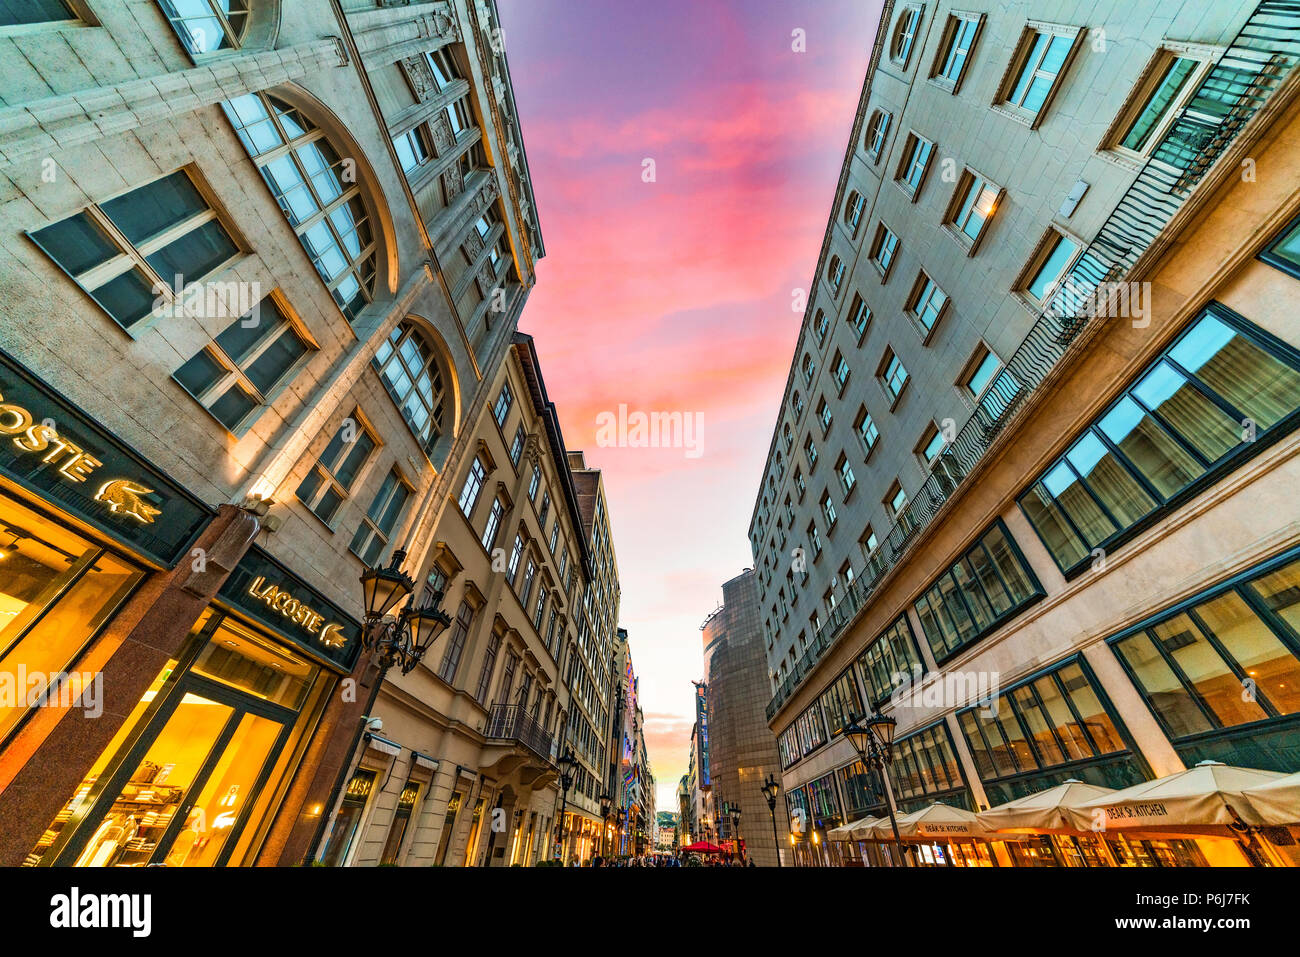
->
(598, 792), (612, 858)
(554, 748), (578, 861)
(844, 711), (907, 867)
(360, 549), (452, 675)
(729, 803), (743, 864)
(761, 773), (782, 867)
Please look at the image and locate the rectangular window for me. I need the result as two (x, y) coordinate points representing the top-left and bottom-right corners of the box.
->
(481, 496), (505, 550)
(919, 424), (946, 466)
(958, 658), (1130, 785)
(817, 397), (832, 433)
(157, 0), (249, 55)
(174, 296), (311, 432)
(1114, 54), (1201, 156)
(295, 412), (378, 524)
(833, 352), (850, 391)
(804, 435), (818, 471)
(820, 491), (837, 528)
(896, 133), (934, 197)
(886, 481), (908, 518)
(349, 468), (411, 565)
(856, 616), (925, 708)
(818, 670), (863, 738)
(879, 349), (909, 404)
(907, 271), (949, 336)
(1112, 551), (1300, 744)
(933, 14), (982, 88)
(893, 722), (967, 804)
(1, 1), (76, 27)
(854, 406), (879, 456)
(458, 455), (487, 516)
(437, 600), (475, 684)
(474, 632), (501, 704)
(1021, 229), (1081, 304)
(393, 124), (432, 173)
(961, 345), (1022, 422)
(1260, 212), (1300, 280)
(848, 293), (872, 341)
(998, 26), (1080, 123)
(1019, 306), (1300, 577)
(29, 170), (240, 331)
(492, 383), (514, 426)
(509, 425), (525, 465)
(947, 170), (1001, 249)
(913, 520), (1042, 663)
(836, 454), (856, 495)
(865, 109), (892, 162)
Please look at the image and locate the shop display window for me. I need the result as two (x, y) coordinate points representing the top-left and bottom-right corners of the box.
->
(0, 493), (143, 743)
(320, 768), (378, 866)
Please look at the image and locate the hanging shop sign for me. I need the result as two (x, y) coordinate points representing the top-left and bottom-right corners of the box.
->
(0, 348), (210, 566)
(218, 546), (363, 671)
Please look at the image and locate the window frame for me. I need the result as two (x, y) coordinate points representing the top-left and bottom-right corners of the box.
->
(865, 109), (893, 163)
(993, 22), (1085, 128)
(1099, 44), (1219, 165)
(895, 131), (936, 200)
(930, 11), (984, 93)
(870, 222), (900, 281)
(944, 167), (1004, 255)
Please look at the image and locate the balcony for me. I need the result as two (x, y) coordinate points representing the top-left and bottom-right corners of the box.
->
(765, 0), (1300, 724)
(484, 704), (554, 764)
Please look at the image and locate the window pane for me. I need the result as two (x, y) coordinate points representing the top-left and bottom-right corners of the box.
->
(0, 0), (74, 25)
(208, 381), (258, 430)
(1131, 361), (1239, 462)
(1121, 57), (1197, 152)
(31, 212), (120, 276)
(967, 544), (1013, 615)
(1028, 235), (1078, 300)
(1195, 591), (1300, 715)
(334, 431), (376, 489)
(1021, 483), (1090, 569)
(92, 268), (156, 328)
(101, 171), (208, 246)
(1152, 614), (1268, 727)
(1065, 432), (1156, 528)
(244, 330), (307, 394)
(1057, 663), (1124, 753)
(1042, 460), (1117, 547)
(1250, 559), (1300, 636)
(1116, 632), (1216, 736)
(1170, 314), (1300, 431)
(1098, 396), (1204, 499)
(1033, 676), (1093, 760)
(1011, 686), (1065, 766)
(145, 219), (239, 289)
(982, 525), (1036, 604)
(174, 347), (226, 398)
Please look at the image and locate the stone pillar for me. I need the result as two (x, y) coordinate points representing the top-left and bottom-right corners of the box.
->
(0, 504), (260, 866)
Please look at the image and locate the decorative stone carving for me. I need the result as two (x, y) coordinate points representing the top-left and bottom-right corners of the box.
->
(429, 111), (455, 155)
(400, 54), (436, 101)
(463, 229), (485, 261)
(442, 162), (464, 202)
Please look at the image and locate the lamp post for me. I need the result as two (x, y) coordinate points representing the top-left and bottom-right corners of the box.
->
(598, 792), (612, 859)
(555, 748), (578, 863)
(844, 711), (906, 867)
(761, 774), (781, 867)
(729, 803), (743, 864)
(306, 549), (450, 863)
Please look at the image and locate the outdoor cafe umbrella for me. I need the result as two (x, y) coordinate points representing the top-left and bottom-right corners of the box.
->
(976, 779), (1117, 834)
(827, 815), (883, 841)
(1065, 761), (1286, 833)
(1241, 770), (1300, 826)
(864, 803), (994, 841)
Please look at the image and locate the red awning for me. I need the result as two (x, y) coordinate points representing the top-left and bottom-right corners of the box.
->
(680, 841), (727, 854)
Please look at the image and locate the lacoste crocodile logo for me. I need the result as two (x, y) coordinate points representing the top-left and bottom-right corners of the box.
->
(94, 480), (162, 524)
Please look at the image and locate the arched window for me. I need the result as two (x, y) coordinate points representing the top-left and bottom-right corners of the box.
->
(159, 0), (249, 55)
(374, 320), (448, 455)
(827, 256), (845, 294)
(892, 5), (921, 64)
(222, 92), (378, 321)
(865, 109), (892, 162)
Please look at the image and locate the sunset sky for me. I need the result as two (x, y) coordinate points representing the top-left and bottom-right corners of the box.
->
(497, 0), (884, 811)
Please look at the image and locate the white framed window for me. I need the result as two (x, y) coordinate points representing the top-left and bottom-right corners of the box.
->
(492, 382), (513, 427)
(817, 396), (833, 434)
(906, 270), (949, 338)
(482, 495), (506, 550)
(865, 109), (893, 162)
(1017, 227), (1083, 306)
(295, 410), (379, 525)
(222, 93), (378, 321)
(891, 4), (923, 66)
(848, 293), (872, 343)
(845, 191), (866, 235)
(916, 422), (947, 468)
(373, 320), (448, 455)
(946, 169), (1002, 252)
(832, 351), (851, 392)
(895, 132), (934, 198)
(509, 424), (526, 465)
(827, 255), (845, 294)
(1102, 47), (1215, 161)
(870, 223), (899, 278)
(459, 454), (488, 516)
(885, 480), (908, 519)
(996, 24), (1082, 125)
(393, 124), (433, 173)
(527, 464), (541, 501)
(29, 168), (241, 332)
(836, 454), (856, 496)
(878, 348), (909, 406)
(960, 344), (1022, 421)
(854, 406), (879, 457)
(860, 527), (879, 561)
(350, 467), (412, 565)
(932, 13), (982, 90)
(173, 294), (313, 433)
(157, 0), (249, 55)
(820, 491), (837, 529)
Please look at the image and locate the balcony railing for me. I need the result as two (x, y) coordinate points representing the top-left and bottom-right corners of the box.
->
(485, 704), (554, 762)
(766, 0), (1300, 723)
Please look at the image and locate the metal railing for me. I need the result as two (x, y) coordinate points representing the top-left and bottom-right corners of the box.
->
(766, 1), (1300, 723)
(485, 704), (554, 761)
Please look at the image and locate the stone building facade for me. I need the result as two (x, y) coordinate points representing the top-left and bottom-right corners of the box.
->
(749, 0), (1300, 866)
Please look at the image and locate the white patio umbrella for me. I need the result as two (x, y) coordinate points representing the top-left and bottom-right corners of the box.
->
(1066, 761), (1286, 832)
(827, 815), (872, 841)
(976, 779), (1117, 834)
(1241, 770), (1300, 826)
(847, 815), (885, 840)
(866, 803), (994, 841)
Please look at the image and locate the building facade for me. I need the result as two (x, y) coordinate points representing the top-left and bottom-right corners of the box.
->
(702, 568), (789, 865)
(749, 0), (1300, 866)
(0, 0), (560, 867)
